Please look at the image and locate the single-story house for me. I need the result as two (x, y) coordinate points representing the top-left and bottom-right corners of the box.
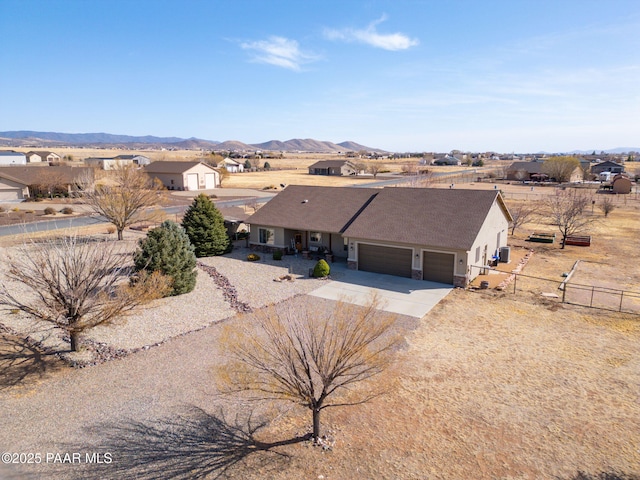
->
(220, 158), (244, 173)
(144, 161), (220, 191)
(85, 157), (135, 170)
(114, 154), (151, 166)
(25, 151), (61, 163)
(308, 160), (358, 176)
(591, 161), (624, 175)
(506, 159), (588, 182)
(0, 166), (94, 199)
(247, 185), (512, 287)
(0, 150), (27, 166)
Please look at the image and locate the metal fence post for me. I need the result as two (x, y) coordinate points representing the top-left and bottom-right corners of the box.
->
(620, 291), (624, 312)
(590, 286), (595, 308)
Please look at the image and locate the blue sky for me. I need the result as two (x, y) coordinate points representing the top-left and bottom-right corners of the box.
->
(1, 0), (638, 152)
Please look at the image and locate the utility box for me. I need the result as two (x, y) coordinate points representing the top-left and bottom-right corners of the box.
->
(499, 246), (511, 263)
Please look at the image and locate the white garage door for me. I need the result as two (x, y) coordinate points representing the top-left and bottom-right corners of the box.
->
(0, 190), (21, 201)
(186, 173), (198, 191)
(204, 173), (216, 189)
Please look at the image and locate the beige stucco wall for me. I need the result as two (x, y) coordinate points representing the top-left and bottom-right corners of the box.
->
(467, 198), (510, 280)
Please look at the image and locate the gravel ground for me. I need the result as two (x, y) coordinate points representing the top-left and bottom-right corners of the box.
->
(0, 236), (334, 364)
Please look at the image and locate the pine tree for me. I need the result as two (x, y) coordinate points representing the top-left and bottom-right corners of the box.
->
(181, 193), (230, 257)
(133, 220), (197, 296)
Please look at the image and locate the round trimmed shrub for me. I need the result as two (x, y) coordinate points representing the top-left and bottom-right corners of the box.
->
(272, 250), (283, 261)
(133, 220), (197, 296)
(313, 259), (330, 278)
(44, 207), (56, 215)
(60, 207), (74, 215)
(247, 253), (260, 262)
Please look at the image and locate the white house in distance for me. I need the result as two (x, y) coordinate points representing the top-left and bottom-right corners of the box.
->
(84, 154), (151, 170)
(144, 161), (220, 190)
(220, 157), (244, 173)
(25, 151), (62, 163)
(0, 150), (27, 165)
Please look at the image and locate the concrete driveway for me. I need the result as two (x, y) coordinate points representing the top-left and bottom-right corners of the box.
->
(309, 263), (453, 318)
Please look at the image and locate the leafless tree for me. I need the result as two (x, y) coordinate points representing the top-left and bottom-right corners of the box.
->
(217, 167), (230, 186)
(544, 191), (595, 248)
(366, 163), (382, 178)
(83, 165), (165, 240)
(507, 202), (536, 235)
(542, 156), (581, 183)
(0, 235), (170, 352)
(599, 195), (616, 217)
(216, 296), (399, 443)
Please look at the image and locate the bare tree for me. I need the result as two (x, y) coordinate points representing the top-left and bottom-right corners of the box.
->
(217, 166), (230, 186)
(599, 195), (616, 217)
(84, 165), (165, 240)
(217, 296), (399, 443)
(542, 156), (581, 183)
(0, 235), (170, 352)
(507, 202), (536, 235)
(544, 191), (595, 248)
(366, 163), (382, 178)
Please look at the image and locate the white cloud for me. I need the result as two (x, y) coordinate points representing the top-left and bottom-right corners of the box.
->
(240, 36), (317, 71)
(324, 15), (419, 51)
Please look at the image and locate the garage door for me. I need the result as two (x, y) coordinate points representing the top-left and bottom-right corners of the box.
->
(358, 244), (412, 278)
(186, 173), (198, 191)
(204, 173), (216, 189)
(0, 190), (21, 201)
(422, 252), (454, 284)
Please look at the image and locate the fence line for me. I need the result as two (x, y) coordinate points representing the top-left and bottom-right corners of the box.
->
(469, 265), (640, 314)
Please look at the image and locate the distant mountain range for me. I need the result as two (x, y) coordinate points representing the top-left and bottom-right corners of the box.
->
(0, 131), (385, 153)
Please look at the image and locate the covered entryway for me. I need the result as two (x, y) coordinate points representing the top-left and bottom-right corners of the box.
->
(204, 173), (216, 189)
(186, 173), (198, 191)
(358, 243), (412, 278)
(422, 251), (454, 284)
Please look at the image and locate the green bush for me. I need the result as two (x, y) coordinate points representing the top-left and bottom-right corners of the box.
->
(272, 250), (283, 260)
(247, 253), (260, 262)
(181, 193), (230, 257)
(44, 207), (56, 215)
(60, 207), (74, 215)
(133, 220), (197, 296)
(263, 162), (271, 170)
(313, 259), (330, 278)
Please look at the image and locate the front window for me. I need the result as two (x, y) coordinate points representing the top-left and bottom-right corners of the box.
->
(259, 228), (274, 245)
(310, 232), (322, 243)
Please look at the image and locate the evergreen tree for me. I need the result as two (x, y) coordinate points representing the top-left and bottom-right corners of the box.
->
(181, 194), (230, 257)
(134, 220), (197, 296)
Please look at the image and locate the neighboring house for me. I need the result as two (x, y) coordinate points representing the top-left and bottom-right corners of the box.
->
(432, 155), (462, 166)
(247, 185), (512, 287)
(0, 150), (27, 166)
(145, 161), (220, 190)
(85, 157), (135, 170)
(114, 154), (151, 166)
(506, 160), (587, 182)
(0, 166), (94, 199)
(308, 160), (358, 176)
(591, 161), (625, 175)
(25, 151), (61, 163)
(220, 157), (244, 173)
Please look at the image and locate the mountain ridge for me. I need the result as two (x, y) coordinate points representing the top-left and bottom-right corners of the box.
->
(0, 131), (386, 153)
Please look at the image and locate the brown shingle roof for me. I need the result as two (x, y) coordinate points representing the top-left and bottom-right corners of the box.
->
(0, 166), (93, 185)
(308, 160), (354, 169)
(145, 161), (210, 173)
(343, 188), (507, 250)
(246, 185), (379, 233)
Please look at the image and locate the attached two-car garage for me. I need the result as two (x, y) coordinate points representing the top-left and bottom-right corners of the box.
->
(357, 243), (455, 285)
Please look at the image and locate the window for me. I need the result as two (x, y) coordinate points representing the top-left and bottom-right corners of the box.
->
(310, 232), (322, 243)
(475, 246), (480, 264)
(259, 228), (274, 245)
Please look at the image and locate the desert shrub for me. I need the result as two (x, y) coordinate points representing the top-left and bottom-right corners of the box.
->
(44, 207), (56, 215)
(133, 220), (197, 296)
(25, 210), (35, 214)
(247, 253), (260, 262)
(60, 207), (74, 215)
(272, 250), (283, 260)
(313, 259), (330, 278)
(11, 207), (19, 212)
(208, 194), (217, 199)
(106, 226), (116, 234)
(263, 162), (271, 170)
(181, 193), (229, 257)
(0, 207), (4, 212)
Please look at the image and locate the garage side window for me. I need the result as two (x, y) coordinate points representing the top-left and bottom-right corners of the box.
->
(259, 228), (274, 245)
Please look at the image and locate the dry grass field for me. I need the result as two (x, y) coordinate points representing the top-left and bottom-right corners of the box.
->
(0, 179), (638, 479)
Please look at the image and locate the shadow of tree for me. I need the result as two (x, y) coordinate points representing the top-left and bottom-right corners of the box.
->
(62, 406), (308, 480)
(0, 332), (63, 391)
